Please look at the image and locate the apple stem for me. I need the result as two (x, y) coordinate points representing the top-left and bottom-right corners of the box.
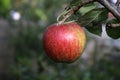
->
(57, 8), (73, 24)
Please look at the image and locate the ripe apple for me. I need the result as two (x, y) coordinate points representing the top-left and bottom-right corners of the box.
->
(43, 22), (86, 63)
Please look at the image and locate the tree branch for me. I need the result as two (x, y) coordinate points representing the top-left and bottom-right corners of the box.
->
(97, 0), (120, 21)
(58, 0), (120, 23)
(116, 0), (120, 7)
(57, 0), (95, 23)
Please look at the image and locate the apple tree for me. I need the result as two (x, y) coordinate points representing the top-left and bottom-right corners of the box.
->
(56, 0), (120, 39)
(8, 0), (120, 80)
(42, 0), (120, 63)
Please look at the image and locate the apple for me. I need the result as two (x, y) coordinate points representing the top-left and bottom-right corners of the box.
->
(43, 22), (86, 63)
(108, 12), (114, 18)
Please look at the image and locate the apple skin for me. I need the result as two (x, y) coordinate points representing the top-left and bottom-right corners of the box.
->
(43, 22), (86, 63)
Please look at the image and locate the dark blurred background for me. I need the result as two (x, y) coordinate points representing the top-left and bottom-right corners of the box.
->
(0, 0), (120, 80)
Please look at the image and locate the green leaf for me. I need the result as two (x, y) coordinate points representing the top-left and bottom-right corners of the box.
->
(79, 3), (97, 16)
(77, 8), (108, 36)
(70, 1), (97, 16)
(106, 19), (120, 39)
(85, 23), (102, 36)
(78, 8), (108, 27)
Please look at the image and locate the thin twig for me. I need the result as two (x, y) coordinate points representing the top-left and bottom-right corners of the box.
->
(107, 23), (120, 28)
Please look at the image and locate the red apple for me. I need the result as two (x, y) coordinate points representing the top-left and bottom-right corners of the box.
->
(108, 12), (114, 18)
(43, 22), (86, 63)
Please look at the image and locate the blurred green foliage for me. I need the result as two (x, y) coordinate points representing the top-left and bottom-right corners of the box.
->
(0, 0), (11, 17)
(0, 0), (120, 80)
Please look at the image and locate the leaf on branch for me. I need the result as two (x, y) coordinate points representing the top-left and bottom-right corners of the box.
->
(78, 8), (108, 27)
(79, 3), (97, 16)
(85, 23), (102, 36)
(77, 8), (108, 36)
(106, 19), (120, 39)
